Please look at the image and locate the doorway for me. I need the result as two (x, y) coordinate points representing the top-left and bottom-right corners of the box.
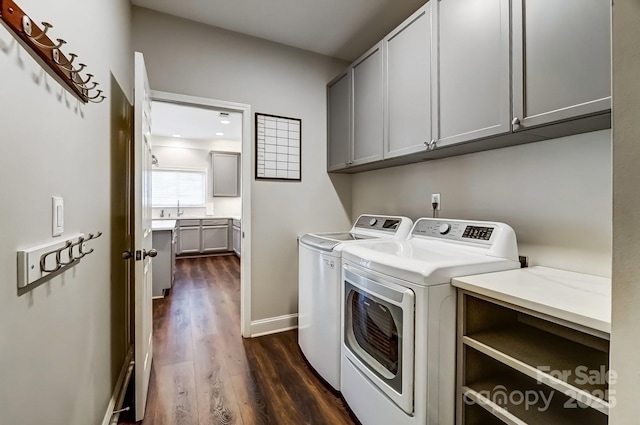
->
(148, 90), (252, 337)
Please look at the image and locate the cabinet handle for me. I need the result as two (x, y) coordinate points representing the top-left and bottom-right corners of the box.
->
(424, 141), (429, 148)
(512, 117), (521, 126)
(428, 139), (436, 151)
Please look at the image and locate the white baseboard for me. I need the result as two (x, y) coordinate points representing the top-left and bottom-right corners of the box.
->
(250, 313), (298, 337)
(101, 348), (134, 425)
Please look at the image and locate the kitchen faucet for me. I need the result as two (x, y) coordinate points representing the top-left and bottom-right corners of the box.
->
(177, 200), (184, 217)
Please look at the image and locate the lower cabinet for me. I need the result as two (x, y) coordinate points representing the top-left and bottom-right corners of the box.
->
(178, 226), (201, 255)
(177, 219), (232, 256)
(152, 227), (176, 298)
(202, 225), (229, 253)
(456, 291), (610, 425)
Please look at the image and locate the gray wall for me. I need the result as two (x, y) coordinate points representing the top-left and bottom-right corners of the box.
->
(610, 0), (640, 422)
(0, 1), (132, 424)
(132, 7), (352, 322)
(353, 130), (612, 277)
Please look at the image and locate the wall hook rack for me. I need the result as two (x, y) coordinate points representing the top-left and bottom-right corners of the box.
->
(17, 231), (103, 295)
(0, 0), (105, 104)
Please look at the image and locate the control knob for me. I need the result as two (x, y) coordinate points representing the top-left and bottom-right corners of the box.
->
(439, 223), (451, 235)
(369, 218), (378, 226)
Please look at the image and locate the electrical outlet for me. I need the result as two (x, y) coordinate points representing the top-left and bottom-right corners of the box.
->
(431, 193), (441, 210)
(519, 255), (529, 268)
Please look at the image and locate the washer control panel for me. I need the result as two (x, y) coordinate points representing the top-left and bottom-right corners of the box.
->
(412, 219), (497, 245)
(354, 215), (405, 233)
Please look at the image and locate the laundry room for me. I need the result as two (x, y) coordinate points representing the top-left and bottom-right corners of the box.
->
(1, 1), (638, 425)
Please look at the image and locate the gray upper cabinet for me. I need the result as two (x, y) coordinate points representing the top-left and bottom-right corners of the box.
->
(327, 71), (351, 171)
(384, 3), (436, 158)
(512, 0), (611, 130)
(211, 151), (240, 197)
(326, 0), (611, 174)
(351, 43), (384, 166)
(436, 0), (511, 148)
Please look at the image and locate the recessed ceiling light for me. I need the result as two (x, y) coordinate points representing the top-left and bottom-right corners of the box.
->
(216, 132), (224, 136)
(220, 120), (231, 125)
(172, 134), (182, 138)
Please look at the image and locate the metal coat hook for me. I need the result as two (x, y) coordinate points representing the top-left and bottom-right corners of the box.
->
(82, 81), (98, 91)
(36, 231), (102, 275)
(67, 236), (85, 260)
(56, 240), (75, 266)
(71, 65), (88, 78)
(22, 18), (67, 50)
(53, 50), (76, 66)
(87, 90), (105, 103)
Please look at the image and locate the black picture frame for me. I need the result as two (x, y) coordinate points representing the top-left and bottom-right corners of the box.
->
(255, 113), (302, 181)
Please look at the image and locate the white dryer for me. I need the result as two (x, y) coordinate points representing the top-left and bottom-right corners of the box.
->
(340, 218), (520, 425)
(298, 214), (413, 391)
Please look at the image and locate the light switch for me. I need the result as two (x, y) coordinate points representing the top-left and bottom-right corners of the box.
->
(52, 196), (64, 236)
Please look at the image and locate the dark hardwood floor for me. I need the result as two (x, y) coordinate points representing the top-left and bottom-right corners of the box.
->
(121, 255), (356, 425)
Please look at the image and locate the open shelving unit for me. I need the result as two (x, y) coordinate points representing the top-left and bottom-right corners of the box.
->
(456, 292), (610, 425)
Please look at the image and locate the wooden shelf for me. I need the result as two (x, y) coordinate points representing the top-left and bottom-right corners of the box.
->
(463, 402), (506, 425)
(464, 373), (607, 425)
(464, 322), (609, 414)
(457, 290), (611, 425)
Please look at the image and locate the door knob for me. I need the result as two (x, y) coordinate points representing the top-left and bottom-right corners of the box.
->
(512, 117), (521, 126)
(122, 250), (134, 260)
(143, 249), (158, 259)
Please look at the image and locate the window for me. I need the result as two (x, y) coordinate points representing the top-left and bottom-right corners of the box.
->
(152, 169), (206, 207)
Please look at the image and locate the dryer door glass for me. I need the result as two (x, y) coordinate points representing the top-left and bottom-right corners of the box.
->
(351, 291), (399, 374)
(344, 281), (405, 394)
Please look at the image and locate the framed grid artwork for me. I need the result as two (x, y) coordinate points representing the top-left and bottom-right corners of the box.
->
(255, 113), (302, 181)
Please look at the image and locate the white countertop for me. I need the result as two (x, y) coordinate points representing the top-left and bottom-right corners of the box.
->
(452, 266), (611, 334)
(153, 215), (241, 221)
(151, 220), (177, 231)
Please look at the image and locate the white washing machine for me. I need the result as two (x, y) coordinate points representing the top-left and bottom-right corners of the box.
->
(298, 214), (413, 391)
(340, 218), (520, 425)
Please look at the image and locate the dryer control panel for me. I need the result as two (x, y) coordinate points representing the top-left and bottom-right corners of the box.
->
(411, 218), (504, 247)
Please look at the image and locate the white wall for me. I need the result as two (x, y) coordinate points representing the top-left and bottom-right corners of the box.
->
(132, 7), (352, 323)
(0, 1), (132, 424)
(610, 0), (640, 422)
(353, 130), (612, 277)
(151, 137), (242, 218)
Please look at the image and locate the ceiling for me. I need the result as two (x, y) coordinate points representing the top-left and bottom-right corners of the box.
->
(151, 101), (242, 141)
(143, 1), (427, 143)
(131, 0), (428, 62)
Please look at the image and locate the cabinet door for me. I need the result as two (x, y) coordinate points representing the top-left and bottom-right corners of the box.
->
(202, 226), (229, 252)
(327, 71), (351, 171)
(384, 4), (436, 158)
(352, 43), (384, 166)
(512, 0), (611, 130)
(212, 152), (240, 197)
(151, 230), (171, 297)
(179, 227), (201, 254)
(437, 0), (510, 148)
(232, 225), (240, 256)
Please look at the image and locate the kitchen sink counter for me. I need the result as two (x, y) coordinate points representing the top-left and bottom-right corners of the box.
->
(153, 215), (240, 221)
